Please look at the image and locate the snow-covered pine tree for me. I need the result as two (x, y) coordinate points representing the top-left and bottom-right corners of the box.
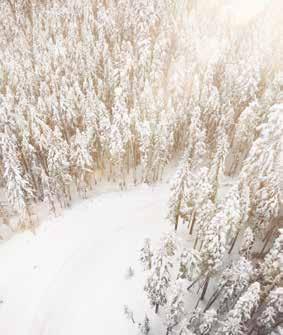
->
(161, 232), (178, 257)
(197, 210), (230, 300)
(1, 128), (34, 227)
(178, 249), (202, 282)
(199, 210), (228, 274)
(46, 126), (72, 208)
(198, 310), (218, 335)
(251, 171), (280, 240)
(167, 150), (190, 231)
(140, 238), (153, 271)
(187, 106), (206, 168)
(187, 308), (217, 335)
(193, 199), (216, 250)
(138, 315), (150, 335)
(206, 256), (254, 314)
(216, 282), (261, 335)
(70, 129), (93, 198)
(256, 288), (283, 335)
(228, 101), (262, 175)
(165, 281), (186, 335)
(220, 185), (242, 253)
(109, 86), (131, 187)
(180, 167), (213, 235)
(40, 170), (57, 215)
(144, 247), (173, 314)
(240, 106), (282, 239)
(209, 123), (229, 201)
(259, 234), (282, 292)
(239, 227), (255, 259)
(204, 85), (221, 152)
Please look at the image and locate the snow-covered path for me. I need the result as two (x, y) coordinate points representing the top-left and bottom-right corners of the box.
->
(0, 183), (169, 335)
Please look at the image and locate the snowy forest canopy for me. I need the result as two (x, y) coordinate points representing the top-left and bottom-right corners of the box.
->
(0, 0), (282, 224)
(0, 0), (282, 333)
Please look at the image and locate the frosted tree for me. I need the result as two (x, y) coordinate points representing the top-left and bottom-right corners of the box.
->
(46, 127), (72, 208)
(161, 232), (177, 257)
(124, 305), (135, 324)
(260, 234), (282, 290)
(239, 227), (255, 259)
(198, 310), (218, 335)
(228, 101), (262, 175)
(40, 170), (57, 215)
(204, 85), (221, 148)
(205, 257), (254, 313)
(240, 106), (282, 239)
(220, 185), (241, 253)
(193, 200), (216, 250)
(138, 315), (150, 335)
(0, 202), (10, 226)
(209, 124), (229, 201)
(251, 172), (280, 239)
(200, 63), (214, 111)
(87, 92), (111, 175)
(137, 119), (152, 183)
(220, 180), (251, 254)
(197, 210), (229, 299)
(144, 247), (173, 313)
(236, 59), (260, 107)
(140, 238), (153, 271)
(70, 129), (93, 197)
(109, 87), (131, 187)
(167, 150), (190, 231)
(256, 288), (283, 335)
(180, 167), (213, 235)
(187, 308), (217, 335)
(178, 249), (202, 282)
(199, 210), (228, 274)
(178, 318), (197, 335)
(165, 281), (185, 335)
(144, 233), (176, 314)
(152, 120), (174, 183)
(187, 106), (206, 167)
(1, 128), (34, 226)
(216, 282), (261, 335)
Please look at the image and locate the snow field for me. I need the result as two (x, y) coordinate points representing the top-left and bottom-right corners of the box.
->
(0, 183), (170, 335)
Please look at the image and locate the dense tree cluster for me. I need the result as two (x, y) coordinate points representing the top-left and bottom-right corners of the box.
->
(1, 0), (282, 230)
(0, 0), (282, 332)
(131, 2), (281, 334)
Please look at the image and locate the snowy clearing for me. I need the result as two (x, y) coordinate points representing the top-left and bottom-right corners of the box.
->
(0, 183), (170, 335)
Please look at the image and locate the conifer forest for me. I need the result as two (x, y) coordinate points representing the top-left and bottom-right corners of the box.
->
(0, 0), (282, 334)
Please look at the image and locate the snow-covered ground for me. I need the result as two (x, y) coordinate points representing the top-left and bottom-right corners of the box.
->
(0, 182), (170, 335)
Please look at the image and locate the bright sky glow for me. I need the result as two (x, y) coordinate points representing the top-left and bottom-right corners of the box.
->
(225, 0), (270, 23)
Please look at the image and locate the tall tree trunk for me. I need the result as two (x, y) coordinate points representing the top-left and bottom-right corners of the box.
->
(174, 214), (179, 231)
(155, 303), (159, 314)
(228, 230), (240, 254)
(204, 284), (225, 312)
(200, 277), (210, 300)
(188, 209), (196, 234)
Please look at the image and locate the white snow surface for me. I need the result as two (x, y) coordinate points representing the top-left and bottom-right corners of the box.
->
(0, 182), (170, 335)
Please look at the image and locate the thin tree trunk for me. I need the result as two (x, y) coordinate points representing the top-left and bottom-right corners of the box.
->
(262, 224), (275, 243)
(188, 209), (196, 234)
(200, 277), (210, 300)
(187, 276), (201, 291)
(260, 229), (274, 256)
(204, 284), (225, 312)
(228, 230), (240, 254)
(155, 303), (159, 314)
(174, 197), (182, 231)
(174, 214), (179, 231)
(193, 236), (198, 249)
